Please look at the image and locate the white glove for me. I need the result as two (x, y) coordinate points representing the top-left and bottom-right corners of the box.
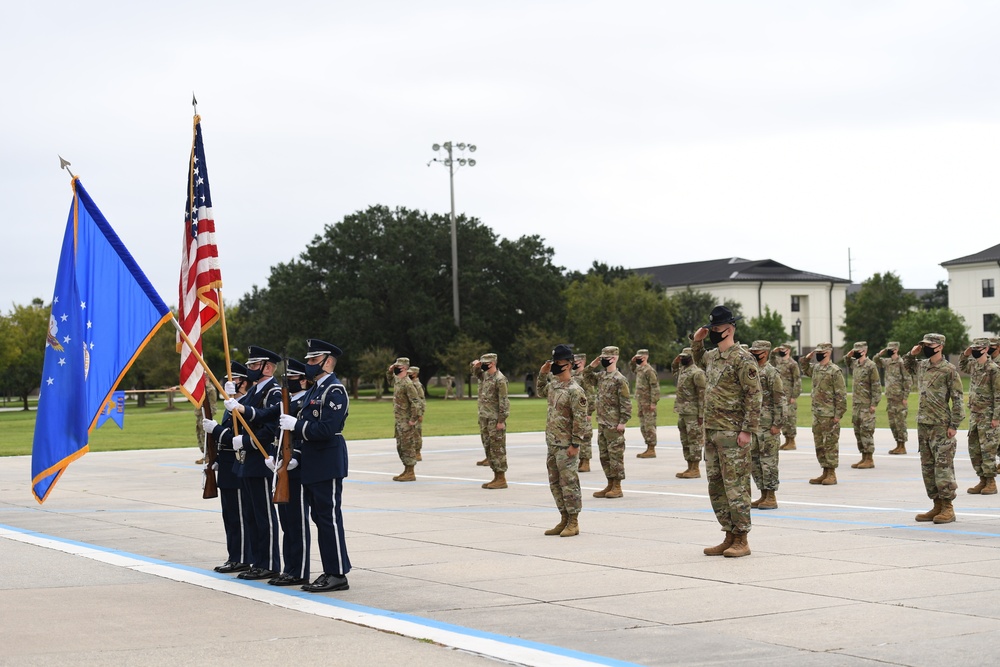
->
(287, 459), (299, 471)
(232, 435), (246, 451)
(211, 462), (219, 471)
(265, 456), (276, 472)
(225, 381), (236, 396)
(224, 398), (241, 412)
(279, 414), (297, 431)
(202, 418), (218, 432)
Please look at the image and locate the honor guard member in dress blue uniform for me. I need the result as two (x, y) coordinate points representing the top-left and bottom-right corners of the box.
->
(279, 338), (352, 593)
(203, 362), (254, 573)
(217, 346), (283, 580)
(268, 358), (311, 586)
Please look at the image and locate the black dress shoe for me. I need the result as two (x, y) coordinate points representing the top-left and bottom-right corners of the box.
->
(268, 573), (307, 587)
(237, 567), (276, 580)
(302, 573), (349, 593)
(215, 561), (250, 574)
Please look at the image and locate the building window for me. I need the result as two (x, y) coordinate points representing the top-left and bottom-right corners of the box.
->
(984, 279), (995, 298)
(791, 295), (800, 312)
(986, 314), (998, 332)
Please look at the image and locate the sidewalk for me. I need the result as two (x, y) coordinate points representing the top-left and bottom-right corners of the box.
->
(3, 427), (1000, 666)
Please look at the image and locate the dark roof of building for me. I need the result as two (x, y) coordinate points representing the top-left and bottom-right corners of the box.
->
(847, 283), (931, 299)
(632, 257), (850, 288)
(941, 243), (1000, 267)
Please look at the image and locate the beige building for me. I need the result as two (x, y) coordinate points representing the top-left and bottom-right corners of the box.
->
(942, 244), (1000, 338)
(633, 257), (850, 352)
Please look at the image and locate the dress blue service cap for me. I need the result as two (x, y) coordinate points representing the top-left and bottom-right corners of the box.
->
(246, 346), (281, 364)
(286, 358), (306, 376)
(230, 361), (248, 378)
(305, 339), (343, 359)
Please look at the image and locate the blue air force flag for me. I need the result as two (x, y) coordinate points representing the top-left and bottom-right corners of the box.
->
(31, 178), (170, 503)
(96, 391), (127, 430)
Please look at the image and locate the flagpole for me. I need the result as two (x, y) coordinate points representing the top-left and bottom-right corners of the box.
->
(171, 316), (270, 459)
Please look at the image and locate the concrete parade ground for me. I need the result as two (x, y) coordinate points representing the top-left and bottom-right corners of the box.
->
(3, 427), (1000, 666)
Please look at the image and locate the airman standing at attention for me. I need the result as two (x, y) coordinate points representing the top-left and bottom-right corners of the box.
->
(585, 346), (632, 499)
(571, 353), (597, 472)
(388, 357), (422, 482)
(749, 340), (783, 510)
(875, 342), (911, 454)
(845, 341), (881, 470)
(800, 343), (847, 486)
(408, 366), (425, 462)
(772, 344), (801, 450)
(631, 349), (661, 458)
(959, 338), (1000, 495)
(905, 333), (964, 524)
(672, 347), (706, 479)
(472, 353), (510, 489)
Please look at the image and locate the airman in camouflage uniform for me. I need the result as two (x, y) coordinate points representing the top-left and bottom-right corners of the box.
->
(472, 353), (510, 489)
(537, 344), (590, 537)
(571, 353), (597, 472)
(874, 342), (911, 454)
(585, 346), (632, 499)
(845, 341), (882, 469)
(749, 340), (783, 510)
(991, 337), (1000, 363)
(672, 347), (706, 478)
(800, 342), (847, 485)
(692, 306), (761, 559)
(771, 345), (801, 450)
(959, 337), (1000, 495)
(389, 357), (423, 481)
(631, 349), (660, 458)
(408, 366), (425, 462)
(905, 333), (964, 523)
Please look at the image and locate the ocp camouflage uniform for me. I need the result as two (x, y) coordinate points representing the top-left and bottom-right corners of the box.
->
(572, 358), (597, 462)
(584, 362), (632, 481)
(472, 360), (510, 473)
(905, 346), (964, 503)
(692, 338), (762, 536)
(674, 358), (706, 463)
(800, 354), (847, 470)
(537, 371), (590, 516)
(876, 347), (912, 448)
(631, 356), (660, 447)
(773, 352), (800, 440)
(392, 372), (423, 466)
(846, 353), (882, 456)
(752, 362), (784, 493)
(960, 350), (1000, 483)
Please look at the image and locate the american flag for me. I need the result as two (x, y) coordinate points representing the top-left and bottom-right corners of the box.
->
(178, 115), (222, 406)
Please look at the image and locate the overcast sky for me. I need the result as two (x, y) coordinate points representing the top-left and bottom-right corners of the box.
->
(4, 1), (999, 312)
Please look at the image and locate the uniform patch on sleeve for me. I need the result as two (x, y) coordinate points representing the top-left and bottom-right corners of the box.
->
(747, 367), (757, 380)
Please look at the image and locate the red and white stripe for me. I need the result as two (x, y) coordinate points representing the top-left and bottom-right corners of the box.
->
(178, 203), (222, 406)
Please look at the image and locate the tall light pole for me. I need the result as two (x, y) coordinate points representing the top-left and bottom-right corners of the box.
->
(795, 318), (802, 357)
(429, 141), (476, 328)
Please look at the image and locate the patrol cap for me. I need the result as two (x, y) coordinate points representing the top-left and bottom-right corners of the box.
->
(408, 365), (420, 374)
(705, 305), (742, 328)
(680, 347), (693, 357)
(393, 356), (410, 367)
(972, 337), (990, 348)
(480, 353), (498, 363)
(573, 353), (587, 362)
(852, 341), (868, 351)
(886, 341), (900, 350)
(749, 340), (772, 351)
(601, 346), (619, 357)
(635, 349), (649, 357)
(230, 361), (248, 378)
(816, 342), (833, 352)
(305, 339), (343, 358)
(246, 345), (280, 364)
(990, 337), (1000, 346)
(552, 344), (575, 362)
(921, 333), (946, 346)
(285, 358), (306, 376)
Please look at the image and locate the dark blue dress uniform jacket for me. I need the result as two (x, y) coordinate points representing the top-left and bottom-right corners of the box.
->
(292, 373), (349, 484)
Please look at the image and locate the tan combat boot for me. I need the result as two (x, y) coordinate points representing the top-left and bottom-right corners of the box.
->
(856, 453), (874, 469)
(703, 531), (734, 556)
(559, 514), (579, 537)
(751, 491), (765, 508)
(779, 437), (796, 450)
(758, 490), (778, 510)
(851, 455), (864, 469)
(983, 478), (998, 495)
(604, 479), (623, 498)
(392, 465), (416, 482)
(476, 458), (490, 466)
(578, 459), (591, 473)
(636, 446), (656, 459)
(676, 461), (701, 479)
(933, 498), (956, 524)
(968, 477), (986, 494)
(915, 498), (942, 522)
(821, 469), (838, 485)
(416, 451), (423, 461)
(888, 443), (907, 455)
(483, 472), (507, 489)
(723, 532), (751, 558)
(544, 512), (569, 535)
(593, 479), (613, 498)
(809, 469), (828, 484)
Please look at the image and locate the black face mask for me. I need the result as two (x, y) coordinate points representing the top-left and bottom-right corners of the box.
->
(304, 359), (325, 381)
(286, 377), (304, 393)
(991, 347), (998, 355)
(708, 330), (727, 345)
(972, 349), (985, 359)
(572, 362), (582, 370)
(776, 350), (787, 357)
(814, 352), (827, 362)
(551, 362), (567, 375)
(852, 351), (862, 359)
(393, 366), (405, 375)
(600, 358), (613, 368)
(245, 366), (264, 383)
(635, 358), (644, 365)
(480, 363), (491, 372)
(886, 349), (896, 357)
(922, 346), (937, 358)
(753, 353), (766, 363)
(680, 357), (692, 366)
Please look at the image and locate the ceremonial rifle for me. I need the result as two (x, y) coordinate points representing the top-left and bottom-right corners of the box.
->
(202, 396), (219, 499)
(272, 354), (292, 504)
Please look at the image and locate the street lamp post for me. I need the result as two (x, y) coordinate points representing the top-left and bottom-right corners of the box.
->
(795, 318), (802, 357)
(429, 141), (477, 328)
